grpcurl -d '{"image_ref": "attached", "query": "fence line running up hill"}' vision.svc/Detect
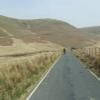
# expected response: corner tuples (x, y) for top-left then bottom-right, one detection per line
(83, 47), (100, 57)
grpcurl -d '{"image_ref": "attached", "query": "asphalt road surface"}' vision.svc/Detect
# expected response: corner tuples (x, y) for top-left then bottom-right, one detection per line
(29, 53), (100, 100)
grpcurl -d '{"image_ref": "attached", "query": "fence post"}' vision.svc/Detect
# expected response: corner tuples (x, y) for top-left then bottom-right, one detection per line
(91, 48), (93, 57)
(88, 48), (90, 56)
(99, 48), (100, 54)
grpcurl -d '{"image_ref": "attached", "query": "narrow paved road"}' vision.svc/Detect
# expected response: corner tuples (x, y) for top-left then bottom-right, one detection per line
(29, 53), (100, 100)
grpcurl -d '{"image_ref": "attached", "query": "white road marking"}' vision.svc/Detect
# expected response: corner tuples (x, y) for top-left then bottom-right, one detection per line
(26, 55), (61, 100)
(90, 97), (95, 100)
(88, 69), (100, 81)
(77, 54), (100, 81)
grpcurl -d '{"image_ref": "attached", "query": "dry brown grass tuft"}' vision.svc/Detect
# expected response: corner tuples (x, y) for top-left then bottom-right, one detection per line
(0, 52), (60, 100)
(74, 49), (100, 76)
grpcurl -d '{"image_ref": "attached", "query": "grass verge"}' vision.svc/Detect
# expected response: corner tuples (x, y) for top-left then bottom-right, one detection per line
(73, 49), (100, 77)
(0, 52), (60, 100)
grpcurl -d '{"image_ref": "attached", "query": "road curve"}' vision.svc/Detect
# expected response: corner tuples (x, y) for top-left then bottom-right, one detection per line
(28, 53), (100, 100)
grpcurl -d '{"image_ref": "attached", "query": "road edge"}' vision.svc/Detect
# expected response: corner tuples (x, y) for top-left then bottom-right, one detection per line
(88, 69), (100, 81)
(26, 55), (62, 100)
(72, 51), (100, 81)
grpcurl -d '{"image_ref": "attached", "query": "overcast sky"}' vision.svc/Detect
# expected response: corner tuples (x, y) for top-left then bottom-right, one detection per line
(0, 0), (100, 27)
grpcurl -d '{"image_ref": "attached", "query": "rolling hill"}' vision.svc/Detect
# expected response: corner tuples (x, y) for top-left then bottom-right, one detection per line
(0, 15), (88, 47)
(80, 26), (100, 40)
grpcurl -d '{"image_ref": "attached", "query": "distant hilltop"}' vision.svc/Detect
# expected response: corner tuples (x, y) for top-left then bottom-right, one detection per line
(0, 15), (91, 47)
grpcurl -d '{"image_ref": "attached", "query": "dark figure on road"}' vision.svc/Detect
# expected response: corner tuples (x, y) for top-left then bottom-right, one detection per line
(63, 48), (66, 54)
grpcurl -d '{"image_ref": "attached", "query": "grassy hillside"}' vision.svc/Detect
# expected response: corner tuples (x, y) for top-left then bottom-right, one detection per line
(0, 38), (62, 100)
(80, 26), (100, 40)
(0, 15), (64, 100)
(0, 51), (60, 100)
(80, 26), (100, 35)
(0, 15), (88, 47)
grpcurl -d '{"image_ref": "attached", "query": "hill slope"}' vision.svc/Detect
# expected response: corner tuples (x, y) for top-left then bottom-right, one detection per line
(0, 15), (88, 47)
(80, 26), (100, 40)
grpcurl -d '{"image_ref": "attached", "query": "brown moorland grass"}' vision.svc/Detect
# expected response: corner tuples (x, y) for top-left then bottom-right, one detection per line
(0, 15), (88, 47)
(0, 52), (60, 100)
(73, 48), (100, 76)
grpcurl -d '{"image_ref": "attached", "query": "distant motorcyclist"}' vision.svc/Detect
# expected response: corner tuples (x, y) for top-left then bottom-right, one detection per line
(63, 48), (66, 54)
